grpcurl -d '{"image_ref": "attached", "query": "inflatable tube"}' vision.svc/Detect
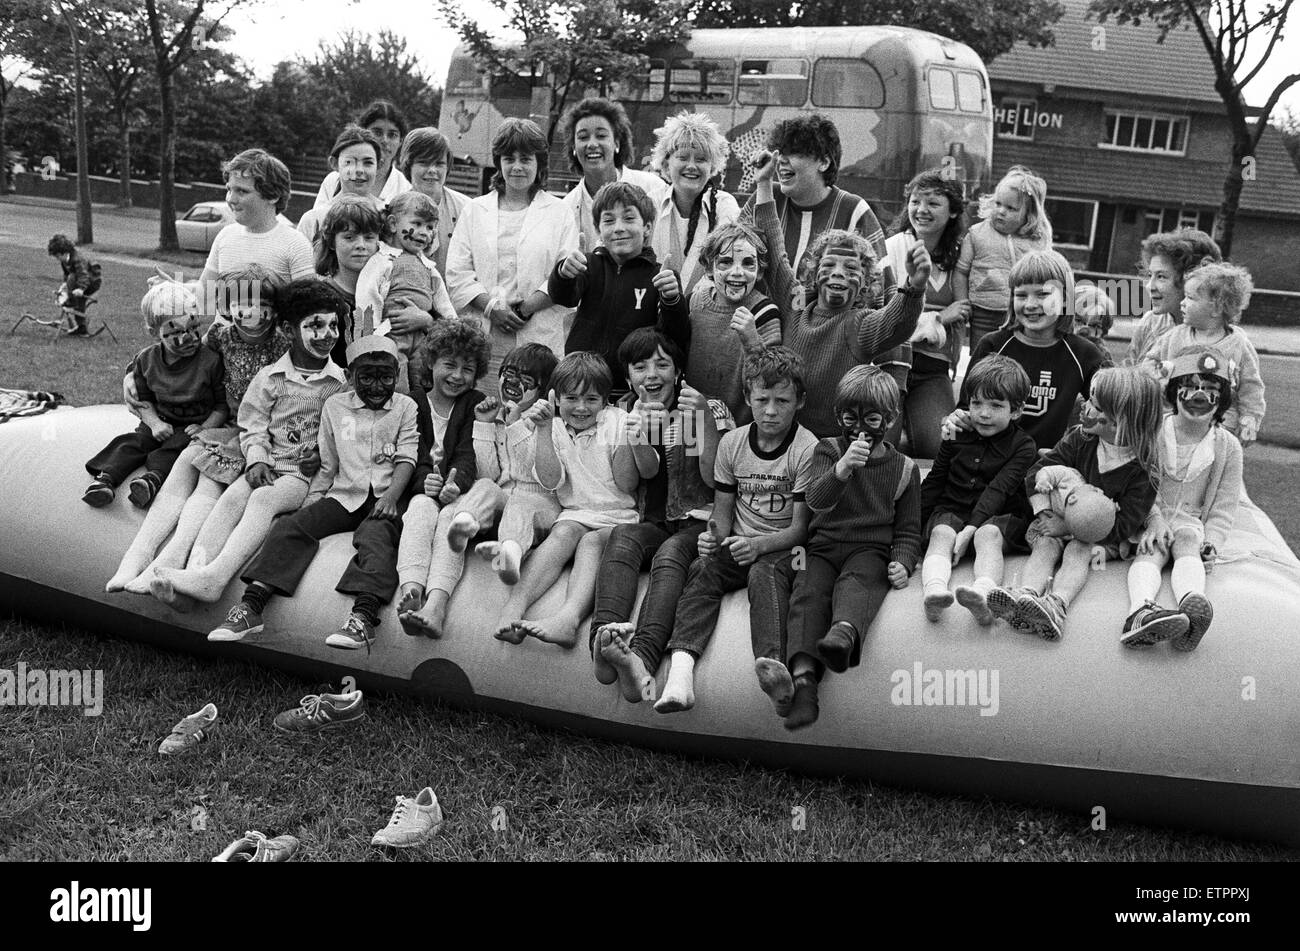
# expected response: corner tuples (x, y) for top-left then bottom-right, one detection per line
(4, 406), (1300, 845)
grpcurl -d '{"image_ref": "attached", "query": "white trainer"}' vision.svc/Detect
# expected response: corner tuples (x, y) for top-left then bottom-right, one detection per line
(370, 787), (443, 848)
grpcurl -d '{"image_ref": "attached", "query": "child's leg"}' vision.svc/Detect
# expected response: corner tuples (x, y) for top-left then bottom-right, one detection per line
(494, 520), (587, 643)
(122, 475), (225, 592)
(746, 551), (798, 715)
(240, 497), (358, 597)
(107, 445), (202, 590)
(142, 430), (196, 483)
(396, 492), (440, 598)
(1120, 546), (1189, 647)
(1051, 539), (1096, 608)
(1016, 538), (1090, 641)
(188, 477), (253, 567)
(1018, 534), (1065, 594)
(335, 496), (405, 624)
(1126, 550), (1169, 615)
(86, 425), (157, 485)
(519, 526), (613, 648)
(591, 521), (667, 649)
(1169, 529), (1206, 604)
(955, 524), (1006, 625)
(921, 524), (957, 621)
(483, 485), (558, 584)
(782, 550), (839, 730)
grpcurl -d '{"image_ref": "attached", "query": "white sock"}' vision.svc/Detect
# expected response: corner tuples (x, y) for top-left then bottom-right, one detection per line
(1171, 555), (1205, 604)
(654, 651), (696, 713)
(921, 553), (952, 591)
(1127, 561), (1162, 614)
(971, 575), (995, 597)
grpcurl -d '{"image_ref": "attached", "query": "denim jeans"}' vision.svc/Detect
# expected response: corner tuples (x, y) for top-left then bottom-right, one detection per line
(967, 305), (1006, 356)
(667, 547), (796, 661)
(904, 352), (956, 460)
(786, 539), (892, 679)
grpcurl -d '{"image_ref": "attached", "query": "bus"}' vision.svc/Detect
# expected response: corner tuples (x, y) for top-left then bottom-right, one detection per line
(438, 26), (994, 221)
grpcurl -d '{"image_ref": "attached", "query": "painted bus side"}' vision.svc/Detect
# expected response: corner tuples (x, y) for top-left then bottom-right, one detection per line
(438, 27), (993, 221)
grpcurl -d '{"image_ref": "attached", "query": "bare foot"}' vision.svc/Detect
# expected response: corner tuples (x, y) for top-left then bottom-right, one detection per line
(592, 623), (624, 685)
(400, 611), (442, 638)
(160, 566), (230, 604)
(106, 553), (152, 593)
(754, 657), (794, 717)
(146, 571), (197, 613)
(123, 567), (156, 595)
(407, 590), (449, 639)
(517, 615), (578, 648)
(447, 513), (479, 553)
(604, 631), (655, 703)
(494, 619), (527, 644)
(475, 541), (500, 562)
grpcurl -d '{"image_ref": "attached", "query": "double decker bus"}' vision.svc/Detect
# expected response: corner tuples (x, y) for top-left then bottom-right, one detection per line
(438, 26), (993, 221)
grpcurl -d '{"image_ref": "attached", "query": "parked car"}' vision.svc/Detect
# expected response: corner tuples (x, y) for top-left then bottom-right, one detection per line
(176, 201), (234, 252)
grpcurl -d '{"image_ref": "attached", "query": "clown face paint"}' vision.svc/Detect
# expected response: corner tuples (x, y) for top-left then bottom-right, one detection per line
(295, 310), (340, 365)
(837, 405), (888, 445)
(231, 302), (275, 342)
(1175, 373), (1223, 421)
(816, 247), (868, 311)
(711, 238), (760, 305)
(158, 314), (202, 359)
(352, 356), (399, 410)
(498, 364), (539, 408)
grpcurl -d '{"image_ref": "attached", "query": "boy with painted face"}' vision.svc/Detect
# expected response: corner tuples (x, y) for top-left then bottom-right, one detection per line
(150, 279), (349, 606)
(84, 282), (226, 509)
(779, 365), (922, 730)
(209, 334), (419, 650)
(1123, 348), (1242, 651)
(397, 343), (559, 639)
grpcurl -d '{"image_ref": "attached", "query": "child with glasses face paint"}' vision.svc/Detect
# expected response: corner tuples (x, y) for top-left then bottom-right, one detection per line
(1122, 348), (1242, 652)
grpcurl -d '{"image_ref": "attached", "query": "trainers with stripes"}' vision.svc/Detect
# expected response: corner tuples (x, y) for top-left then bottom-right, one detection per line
(211, 830), (299, 862)
(1018, 592), (1067, 641)
(158, 702), (218, 755)
(371, 787), (443, 848)
(272, 690), (366, 733)
(1121, 602), (1189, 648)
(1173, 592), (1214, 652)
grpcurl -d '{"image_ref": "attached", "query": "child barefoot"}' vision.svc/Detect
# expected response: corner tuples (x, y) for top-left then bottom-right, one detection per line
(590, 328), (732, 703)
(495, 352), (655, 648)
(1123, 348), (1242, 651)
(1123, 228), (1221, 366)
(918, 355), (1037, 625)
(398, 344), (560, 638)
(654, 347), (817, 714)
(989, 367), (1164, 640)
(84, 282), (226, 510)
(781, 366), (921, 730)
(393, 321), (491, 630)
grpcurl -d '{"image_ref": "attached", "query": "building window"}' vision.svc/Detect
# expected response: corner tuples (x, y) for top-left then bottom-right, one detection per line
(812, 58), (885, 108)
(995, 98), (1038, 140)
(669, 58), (734, 104)
(1047, 197), (1098, 248)
(609, 59), (666, 102)
(1158, 207), (1216, 233)
(1102, 110), (1188, 153)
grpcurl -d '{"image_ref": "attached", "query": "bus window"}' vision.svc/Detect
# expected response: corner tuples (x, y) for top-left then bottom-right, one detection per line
(957, 71), (986, 113)
(811, 58), (885, 109)
(609, 58), (666, 102)
(928, 67), (957, 111)
(738, 58), (808, 106)
(490, 70), (531, 101)
(669, 58), (735, 104)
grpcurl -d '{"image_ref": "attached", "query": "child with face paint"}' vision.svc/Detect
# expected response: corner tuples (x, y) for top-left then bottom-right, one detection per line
(1142, 261), (1264, 446)
(85, 282), (226, 510)
(779, 366), (922, 729)
(918, 355), (1038, 625)
(495, 352), (654, 648)
(393, 320), (490, 629)
(988, 366), (1164, 640)
(397, 344), (560, 638)
(1122, 348), (1242, 650)
(209, 335), (420, 650)
(149, 280), (350, 606)
(590, 328), (734, 704)
(355, 190), (459, 393)
(749, 149), (930, 438)
(685, 222), (782, 421)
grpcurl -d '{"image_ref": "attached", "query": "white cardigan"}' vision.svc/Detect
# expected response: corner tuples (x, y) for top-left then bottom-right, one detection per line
(445, 189), (578, 358)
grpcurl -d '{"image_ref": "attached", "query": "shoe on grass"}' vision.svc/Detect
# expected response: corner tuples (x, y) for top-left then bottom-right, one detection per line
(1017, 592), (1067, 641)
(82, 474), (115, 508)
(325, 612), (376, 651)
(1173, 592), (1214, 652)
(1121, 601), (1189, 648)
(371, 787), (443, 848)
(208, 602), (263, 642)
(273, 690), (366, 733)
(158, 702), (218, 754)
(211, 830), (299, 862)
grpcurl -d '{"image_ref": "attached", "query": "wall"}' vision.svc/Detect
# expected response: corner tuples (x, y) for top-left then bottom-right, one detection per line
(11, 172), (317, 222)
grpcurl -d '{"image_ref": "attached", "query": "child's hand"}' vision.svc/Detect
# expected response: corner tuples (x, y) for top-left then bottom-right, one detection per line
(71, 287), (84, 297)
(835, 432), (873, 478)
(887, 561), (910, 589)
(245, 462), (276, 489)
(502, 400), (523, 425)
(677, 383), (705, 417)
(388, 302), (433, 335)
(184, 423), (203, 437)
(1033, 510), (1070, 539)
(438, 468), (461, 505)
(904, 239), (932, 289)
(150, 421), (174, 441)
(558, 250), (588, 280)
(725, 535), (757, 566)
(370, 493), (401, 521)
(939, 299), (971, 326)
(652, 266), (681, 302)
(751, 149), (776, 183)
(1137, 523), (1172, 556)
(423, 471), (445, 497)
(951, 525), (977, 564)
(298, 448), (321, 478)
(524, 390), (556, 428)
(474, 396), (500, 422)
(1239, 417), (1259, 447)
(940, 409), (972, 441)
(729, 307), (761, 349)
(697, 518), (720, 557)
(1200, 542), (1217, 574)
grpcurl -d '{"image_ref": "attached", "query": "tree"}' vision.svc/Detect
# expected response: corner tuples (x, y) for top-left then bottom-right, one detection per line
(81, 1), (154, 206)
(54, 0), (92, 243)
(0, 0), (46, 193)
(687, 0), (1065, 61)
(437, 0), (692, 139)
(309, 29), (442, 129)
(1090, 0), (1300, 257)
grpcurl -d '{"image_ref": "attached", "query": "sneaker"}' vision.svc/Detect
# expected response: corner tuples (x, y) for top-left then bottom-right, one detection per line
(273, 690), (366, 733)
(158, 702), (218, 754)
(1017, 592), (1067, 641)
(325, 612), (376, 651)
(1172, 593), (1214, 652)
(986, 586), (1022, 626)
(82, 474), (115, 508)
(127, 471), (162, 509)
(208, 602), (264, 642)
(211, 830), (299, 862)
(371, 787), (443, 848)
(1121, 602), (1189, 649)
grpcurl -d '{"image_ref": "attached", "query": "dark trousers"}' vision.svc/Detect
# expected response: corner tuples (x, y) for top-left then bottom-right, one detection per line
(904, 352), (956, 460)
(967, 304), (1005, 356)
(787, 539), (892, 677)
(241, 492), (405, 602)
(668, 546), (796, 661)
(85, 423), (191, 485)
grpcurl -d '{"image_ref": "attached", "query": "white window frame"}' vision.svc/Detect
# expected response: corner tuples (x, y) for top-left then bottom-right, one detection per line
(1047, 197), (1099, 250)
(995, 97), (1038, 140)
(1100, 109), (1189, 155)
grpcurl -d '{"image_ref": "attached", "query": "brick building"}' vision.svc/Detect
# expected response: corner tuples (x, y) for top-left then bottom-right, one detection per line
(986, 0), (1300, 297)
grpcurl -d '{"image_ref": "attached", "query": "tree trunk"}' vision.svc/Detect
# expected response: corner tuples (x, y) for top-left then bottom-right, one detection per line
(116, 101), (132, 208)
(69, 14), (93, 244)
(1215, 134), (1250, 259)
(0, 93), (10, 194)
(157, 68), (179, 251)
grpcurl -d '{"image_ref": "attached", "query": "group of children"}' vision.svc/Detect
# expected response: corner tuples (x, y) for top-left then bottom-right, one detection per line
(82, 127), (1266, 732)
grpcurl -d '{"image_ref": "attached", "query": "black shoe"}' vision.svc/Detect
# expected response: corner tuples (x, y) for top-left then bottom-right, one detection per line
(66, 323), (89, 337)
(82, 474), (115, 507)
(127, 471), (162, 508)
(1121, 601), (1189, 648)
(1173, 593), (1214, 652)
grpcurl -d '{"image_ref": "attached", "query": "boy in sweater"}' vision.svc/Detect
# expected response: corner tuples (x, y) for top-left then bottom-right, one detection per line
(776, 365), (922, 730)
(549, 181), (690, 397)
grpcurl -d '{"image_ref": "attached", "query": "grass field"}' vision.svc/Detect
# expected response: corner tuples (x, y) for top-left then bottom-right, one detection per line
(2, 244), (1298, 861)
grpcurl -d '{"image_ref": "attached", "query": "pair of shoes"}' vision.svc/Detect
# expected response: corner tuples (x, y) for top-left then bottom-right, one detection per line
(127, 471), (163, 508)
(1173, 592), (1214, 652)
(325, 612), (376, 650)
(273, 690), (366, 733)
(372, 787), (443, 848)
(211, 830), (299, 862)
(815, 621), (857, 674)
(1121, 601), (1189, 648)
(1017, 592), (1067, 641)
(158, 702), (218, 754)
(987, 586), (1029, 630)
(209, 602), (263, 642)
(82, 473), (115, 507)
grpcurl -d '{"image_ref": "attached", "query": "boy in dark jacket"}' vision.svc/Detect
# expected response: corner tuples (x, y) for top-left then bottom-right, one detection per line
(48, 233), (97, 335)
(549, 181), (690, 397)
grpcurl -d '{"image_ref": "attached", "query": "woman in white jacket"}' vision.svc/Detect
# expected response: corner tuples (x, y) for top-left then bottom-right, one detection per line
(446, 118), (578, 385)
